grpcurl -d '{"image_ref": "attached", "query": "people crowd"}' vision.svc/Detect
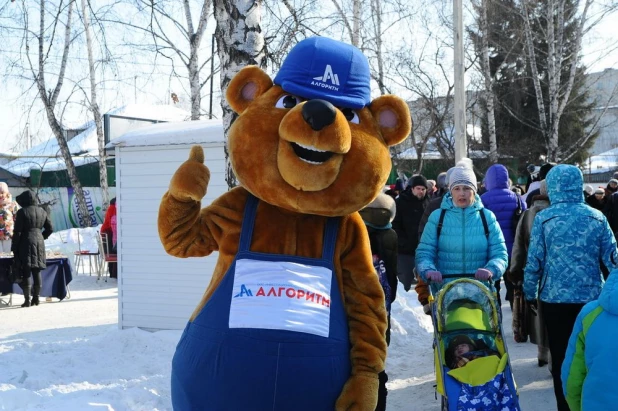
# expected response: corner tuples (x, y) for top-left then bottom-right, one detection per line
(377, 160), (618, 411)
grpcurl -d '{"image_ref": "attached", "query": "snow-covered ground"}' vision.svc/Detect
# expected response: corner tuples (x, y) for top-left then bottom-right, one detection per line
(0, 230), (556, 410)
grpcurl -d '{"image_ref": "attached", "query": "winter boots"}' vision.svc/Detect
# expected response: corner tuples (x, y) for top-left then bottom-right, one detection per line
(31, 283), (40, 306)
(21, 285), (31, 308)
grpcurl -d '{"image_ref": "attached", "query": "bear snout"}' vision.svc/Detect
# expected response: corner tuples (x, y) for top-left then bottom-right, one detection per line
(302, 99), (337, 131)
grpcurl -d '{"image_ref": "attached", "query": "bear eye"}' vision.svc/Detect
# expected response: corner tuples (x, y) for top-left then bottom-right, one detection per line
(341, 108), (360, 124)
(275, 94), (302, 109)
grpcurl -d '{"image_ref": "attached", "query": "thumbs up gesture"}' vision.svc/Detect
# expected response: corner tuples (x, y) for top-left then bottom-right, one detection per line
(168, 145), (211, 202)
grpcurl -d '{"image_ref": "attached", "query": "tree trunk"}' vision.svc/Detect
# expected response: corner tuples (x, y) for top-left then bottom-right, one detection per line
(183, 0), (212, 121)
(352, 0), (361, 47)
(213, 0), (265, 189)
(521, 0), (550, 157)
(81, 0), (110, 210)
(34, 0), (91, 227)
(480, 0), (497, 163)
(371, 0), (386, 95)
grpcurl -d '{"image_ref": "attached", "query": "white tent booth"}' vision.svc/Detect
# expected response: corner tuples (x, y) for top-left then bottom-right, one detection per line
(108, 120), (227, 331)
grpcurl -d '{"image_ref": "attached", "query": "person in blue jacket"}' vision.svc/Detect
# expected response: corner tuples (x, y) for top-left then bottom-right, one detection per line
(481, 163), (527, 308)
(524, 164), (618, 411)
(561, 268), (618, 411)
(415, 166), (508, 295)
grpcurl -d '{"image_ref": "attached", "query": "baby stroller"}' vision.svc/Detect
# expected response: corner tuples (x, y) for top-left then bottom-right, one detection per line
(429, 277), (520, 411)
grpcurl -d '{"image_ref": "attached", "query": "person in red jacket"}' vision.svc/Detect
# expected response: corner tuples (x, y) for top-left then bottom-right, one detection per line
(100, 198), (117, 278)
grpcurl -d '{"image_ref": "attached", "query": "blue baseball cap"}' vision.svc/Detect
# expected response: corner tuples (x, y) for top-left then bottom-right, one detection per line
(273, 37), (371, 109)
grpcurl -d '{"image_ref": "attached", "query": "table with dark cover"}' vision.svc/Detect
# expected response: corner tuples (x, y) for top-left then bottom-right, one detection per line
(0, 257), (73, 301)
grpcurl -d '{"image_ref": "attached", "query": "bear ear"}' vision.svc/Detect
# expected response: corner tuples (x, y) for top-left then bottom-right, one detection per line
(226, 66), (273, 114)
(369, 95), (412, 147)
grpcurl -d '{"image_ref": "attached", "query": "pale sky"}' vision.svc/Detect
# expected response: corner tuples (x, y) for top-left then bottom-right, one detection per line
(0, 4), (616, 154)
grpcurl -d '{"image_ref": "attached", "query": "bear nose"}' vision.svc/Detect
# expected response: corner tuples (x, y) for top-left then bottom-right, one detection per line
(302, 99), (337, 131)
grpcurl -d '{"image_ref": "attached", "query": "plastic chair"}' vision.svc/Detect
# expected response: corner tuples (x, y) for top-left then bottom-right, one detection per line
(97, 232), (117, 282)
(73, 230), (99, 275)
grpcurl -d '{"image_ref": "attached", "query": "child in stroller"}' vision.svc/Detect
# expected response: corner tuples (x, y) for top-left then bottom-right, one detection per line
(446, 334), (499, 370)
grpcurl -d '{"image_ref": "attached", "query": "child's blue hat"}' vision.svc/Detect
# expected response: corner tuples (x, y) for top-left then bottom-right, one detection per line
(273, 37), (371, 109)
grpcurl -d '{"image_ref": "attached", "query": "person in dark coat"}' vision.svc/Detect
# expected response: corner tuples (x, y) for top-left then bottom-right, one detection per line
(12, 190), (53, 307)
(359, 193), (398, 411)
(392, 174), (429, 291)
(603, 190), (618, 235)
(523, 162), (555, 208)
(586, 187), (607, 211)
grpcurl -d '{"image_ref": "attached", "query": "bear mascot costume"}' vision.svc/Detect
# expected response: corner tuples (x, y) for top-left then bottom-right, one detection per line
(158, 36), (411, 410)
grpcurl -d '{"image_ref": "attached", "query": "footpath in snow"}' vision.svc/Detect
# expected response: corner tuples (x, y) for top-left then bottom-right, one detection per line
(0, 232), (555, 410)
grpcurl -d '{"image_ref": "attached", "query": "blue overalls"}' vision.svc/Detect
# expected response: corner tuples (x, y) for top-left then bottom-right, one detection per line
(171, 195), (351, 410)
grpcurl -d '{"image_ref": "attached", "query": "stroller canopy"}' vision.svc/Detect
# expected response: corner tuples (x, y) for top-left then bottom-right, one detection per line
(436, 279), (499, 334)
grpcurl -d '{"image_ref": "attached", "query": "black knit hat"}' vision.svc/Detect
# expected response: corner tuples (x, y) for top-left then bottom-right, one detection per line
(407, 174), (428, 189)
(539, 163), (556, 180)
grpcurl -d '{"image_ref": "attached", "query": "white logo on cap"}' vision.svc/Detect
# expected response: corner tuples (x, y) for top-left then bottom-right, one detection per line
(313, 65), (340, 86)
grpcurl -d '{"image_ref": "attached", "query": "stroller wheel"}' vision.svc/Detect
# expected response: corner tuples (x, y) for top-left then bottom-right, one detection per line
(441, 396), (449, 411)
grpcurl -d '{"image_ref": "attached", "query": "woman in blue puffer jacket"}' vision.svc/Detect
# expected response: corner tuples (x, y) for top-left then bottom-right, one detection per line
(416, 166), (508, 295)
(524, 164), (618, 411)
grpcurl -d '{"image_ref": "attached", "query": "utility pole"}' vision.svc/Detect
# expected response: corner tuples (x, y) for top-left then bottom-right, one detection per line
(453, 0), (466, 163)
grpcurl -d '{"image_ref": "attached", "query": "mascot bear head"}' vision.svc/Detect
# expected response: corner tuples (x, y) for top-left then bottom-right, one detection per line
(225, 36), (411, 216)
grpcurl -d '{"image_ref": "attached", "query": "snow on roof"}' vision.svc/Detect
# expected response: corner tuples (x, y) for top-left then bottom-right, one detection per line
(397, 147), (490, 160)
(107, 119), (224, 148)
(2, 104), (190, 177)
(584, 146), (618, 174)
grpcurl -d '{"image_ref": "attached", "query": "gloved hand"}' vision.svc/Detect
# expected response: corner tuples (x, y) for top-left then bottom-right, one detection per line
(475, 268), (493, 281)
(426, 270), (443, 283)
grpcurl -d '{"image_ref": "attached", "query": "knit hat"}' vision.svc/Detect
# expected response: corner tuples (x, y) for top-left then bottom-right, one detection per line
(0, 182), (9, 194)
(613, 172), (618, 180)
(448, 335), (476, 351)
(449, 167), (477, 192)
(407, 174), (428, 189)
(609, 179), (618, 185)
(583, 184), (593, 196)
(436, 172), (448, 189)
(595, 187), (605, 195)
(539, 163), (555, 180)
(394, 178), (405, 192)
(446, 158), (474, 188)
(273, 37), (371, 109)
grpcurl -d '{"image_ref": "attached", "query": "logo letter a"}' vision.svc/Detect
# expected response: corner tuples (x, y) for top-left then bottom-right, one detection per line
(236, 284), (253, 297)
(322, 65), (340, 85)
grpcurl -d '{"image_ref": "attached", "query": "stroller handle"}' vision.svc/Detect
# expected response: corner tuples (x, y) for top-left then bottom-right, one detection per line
(442, 273), (477, 279)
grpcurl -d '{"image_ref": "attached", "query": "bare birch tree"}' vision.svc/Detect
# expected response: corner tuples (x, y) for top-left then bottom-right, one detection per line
(107, 0), (214, 120)
(213, 0), (265, 188)
(520, 0), (618, 162)
(25, 0), (92, 227)
(80, 0), (109, 209)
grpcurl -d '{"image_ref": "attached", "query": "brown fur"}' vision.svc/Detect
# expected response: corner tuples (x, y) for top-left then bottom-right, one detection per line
(158, 65), (411, 410)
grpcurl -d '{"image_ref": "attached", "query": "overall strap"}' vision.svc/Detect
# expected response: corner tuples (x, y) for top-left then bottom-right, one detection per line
(238, 194), (259, 253)
(321, 217), (341, 265)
